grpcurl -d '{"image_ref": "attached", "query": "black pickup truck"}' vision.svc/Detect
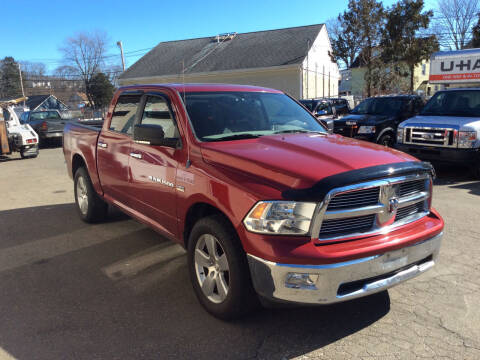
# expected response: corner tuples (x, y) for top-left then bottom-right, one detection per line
(334, 95), (424, 147)
(20, 110), (70, 145)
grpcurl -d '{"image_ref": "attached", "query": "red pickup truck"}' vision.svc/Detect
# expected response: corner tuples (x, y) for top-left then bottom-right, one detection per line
(63, 84), (444, 319)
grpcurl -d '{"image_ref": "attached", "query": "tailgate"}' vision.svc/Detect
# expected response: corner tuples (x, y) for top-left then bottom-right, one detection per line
(46, 120), (67, 132)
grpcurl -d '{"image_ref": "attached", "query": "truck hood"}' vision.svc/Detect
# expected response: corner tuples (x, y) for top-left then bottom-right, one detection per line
(200, 133), (416, 190)
(401, 115), (480, 131)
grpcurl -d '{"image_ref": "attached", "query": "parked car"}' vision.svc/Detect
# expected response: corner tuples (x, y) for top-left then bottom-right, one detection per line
(63, 84), (444, 320)
(20, 110), (70, 144)
(334, 95), (424, 147)
(396, 88), (480, 177)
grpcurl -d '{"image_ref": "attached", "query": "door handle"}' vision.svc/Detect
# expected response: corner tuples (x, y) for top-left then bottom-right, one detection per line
(98, 142), (108, 148)
(130, 152), (142, 159)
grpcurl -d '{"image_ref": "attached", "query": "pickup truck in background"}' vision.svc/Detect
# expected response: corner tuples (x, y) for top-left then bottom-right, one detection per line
(63, 84), (444, 319)
(334, 95), (424, 147)
(20, 110), (70, 145)
(396, 88), (480, 177)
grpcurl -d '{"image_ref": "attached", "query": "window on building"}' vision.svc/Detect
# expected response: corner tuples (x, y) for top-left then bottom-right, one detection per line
(422, 64), (426, 76)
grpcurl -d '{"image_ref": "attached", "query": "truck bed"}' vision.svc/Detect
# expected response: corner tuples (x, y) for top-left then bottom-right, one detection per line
(63, 121), (103, 194)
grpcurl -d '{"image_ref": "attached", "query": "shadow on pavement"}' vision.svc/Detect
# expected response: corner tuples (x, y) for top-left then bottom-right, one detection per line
(0, 203), (390, 360)
(432, 163), (480, 196)
(0, 154), (22, 162)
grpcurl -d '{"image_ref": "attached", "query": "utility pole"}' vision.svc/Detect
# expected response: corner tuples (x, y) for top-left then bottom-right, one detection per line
(117, 41), (126, 71)
(18, 64), (26, 106)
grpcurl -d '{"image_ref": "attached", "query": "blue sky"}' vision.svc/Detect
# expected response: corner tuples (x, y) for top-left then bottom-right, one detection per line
(3, 0), (437, 72)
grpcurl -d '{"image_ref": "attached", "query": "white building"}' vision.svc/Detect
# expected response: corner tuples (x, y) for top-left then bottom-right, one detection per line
(119, 24), (340, 100)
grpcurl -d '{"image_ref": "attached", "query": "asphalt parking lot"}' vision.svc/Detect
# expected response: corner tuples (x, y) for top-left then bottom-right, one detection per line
(0, 147), (479, 360)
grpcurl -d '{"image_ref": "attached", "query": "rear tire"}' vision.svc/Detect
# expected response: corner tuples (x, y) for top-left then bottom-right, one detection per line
(74, 167), (108, 223)
(187, 215), (259, 320)
(378, 133), (395, 147)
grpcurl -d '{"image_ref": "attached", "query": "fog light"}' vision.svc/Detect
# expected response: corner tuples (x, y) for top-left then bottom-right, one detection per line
(285, 273), (319, 289)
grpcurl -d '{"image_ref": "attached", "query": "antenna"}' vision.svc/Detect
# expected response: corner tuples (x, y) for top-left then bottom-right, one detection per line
(182, 59), (191, 168)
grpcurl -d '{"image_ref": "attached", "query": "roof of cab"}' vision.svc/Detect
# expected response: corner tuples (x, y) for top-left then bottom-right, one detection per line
(117, 83), (284, 93)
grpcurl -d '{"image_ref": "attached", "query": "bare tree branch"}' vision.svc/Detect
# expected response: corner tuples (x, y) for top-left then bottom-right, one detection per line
(59, 30), (108, 107)
(434, 0), (479, 49)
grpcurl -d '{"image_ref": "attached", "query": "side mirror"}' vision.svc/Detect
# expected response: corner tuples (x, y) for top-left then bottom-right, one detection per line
(316, 110), (327, 116)
(134, 124), (165, 146)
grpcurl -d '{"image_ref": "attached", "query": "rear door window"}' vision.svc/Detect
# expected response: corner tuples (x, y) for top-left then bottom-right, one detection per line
(109, 94), (142, 135)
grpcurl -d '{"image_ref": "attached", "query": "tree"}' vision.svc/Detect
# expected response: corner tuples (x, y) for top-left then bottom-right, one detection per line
(59, 30), (108, 107)
(434, 0), (479, 50)
(87, 72), (115, 111)
(19, 61), (46, 78)
(472, 14), (480, 47)
(0, 57), (22, 99)
(327, 15), (362, 69)
(382, 0), (439, 93)
(342, 0), (385, 97)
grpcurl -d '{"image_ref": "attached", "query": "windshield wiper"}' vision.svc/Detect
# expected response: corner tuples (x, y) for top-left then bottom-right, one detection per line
(205, 133), (263, 142)
(273, 129), (323, 134)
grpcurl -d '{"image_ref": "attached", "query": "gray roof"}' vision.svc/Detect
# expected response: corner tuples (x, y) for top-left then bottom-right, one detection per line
(119, 24), (324, 80)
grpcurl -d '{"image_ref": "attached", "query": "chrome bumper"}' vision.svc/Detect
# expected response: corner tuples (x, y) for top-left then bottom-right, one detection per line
(247, 232), (442, 304)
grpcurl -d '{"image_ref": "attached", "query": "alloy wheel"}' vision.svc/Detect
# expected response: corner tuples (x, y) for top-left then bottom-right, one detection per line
(194, 234), (230, 303)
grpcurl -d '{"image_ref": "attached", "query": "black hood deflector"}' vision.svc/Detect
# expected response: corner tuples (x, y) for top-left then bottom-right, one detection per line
(282, 161), (433, 202)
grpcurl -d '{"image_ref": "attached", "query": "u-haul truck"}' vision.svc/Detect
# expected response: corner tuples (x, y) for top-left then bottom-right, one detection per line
(396, 49), (480, 177)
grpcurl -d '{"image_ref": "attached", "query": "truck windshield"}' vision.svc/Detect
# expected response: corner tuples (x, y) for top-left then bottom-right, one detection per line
(420, 90), (480, 117)
(351, 97), (405, 116)
(184, 92), (326, 141)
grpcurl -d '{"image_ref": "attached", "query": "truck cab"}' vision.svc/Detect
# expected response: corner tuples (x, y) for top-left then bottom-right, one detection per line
(396, 88), (480, 176)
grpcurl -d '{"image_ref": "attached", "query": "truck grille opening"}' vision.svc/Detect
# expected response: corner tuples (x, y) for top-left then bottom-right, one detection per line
(327, 187), (380, 210)
(398, 179), (426, 197)
(320, 214), (376, 237)
(395, 202), (425, 221)
(315, 175), (431, 242)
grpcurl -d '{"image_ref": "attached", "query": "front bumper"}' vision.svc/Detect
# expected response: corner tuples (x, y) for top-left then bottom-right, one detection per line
(247, 232), (442, 304)
(396, 144), (479, 164)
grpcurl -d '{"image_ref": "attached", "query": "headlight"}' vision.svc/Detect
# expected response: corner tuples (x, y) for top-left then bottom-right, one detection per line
(397, 128), (404, 143)
(243, 201), (316, 235)
(458, 131), (477, 148)
(357, 125), (376, 134)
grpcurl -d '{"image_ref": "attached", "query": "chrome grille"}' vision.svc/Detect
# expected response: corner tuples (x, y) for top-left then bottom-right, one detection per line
(403, 127), (456, 148)
(327, 187), (380, 210)
(312, 174), (431, 243)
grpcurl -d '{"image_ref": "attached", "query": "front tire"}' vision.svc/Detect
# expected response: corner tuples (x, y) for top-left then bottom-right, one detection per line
(378, 133), (395, 147)
(74, 167), (108, 223)
(187, 215), (258, 320)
